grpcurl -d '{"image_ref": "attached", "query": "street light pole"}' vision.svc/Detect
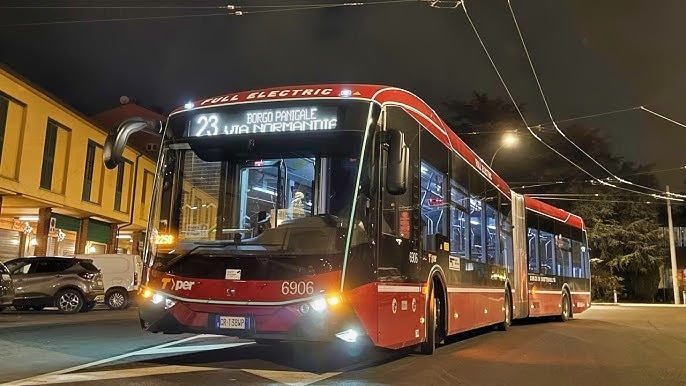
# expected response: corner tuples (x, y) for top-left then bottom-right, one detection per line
(489, 145), (505, 167)
(666, 185), (680, 305)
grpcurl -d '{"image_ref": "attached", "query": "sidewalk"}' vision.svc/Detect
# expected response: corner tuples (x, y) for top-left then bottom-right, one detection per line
(592, 302), (686, 308)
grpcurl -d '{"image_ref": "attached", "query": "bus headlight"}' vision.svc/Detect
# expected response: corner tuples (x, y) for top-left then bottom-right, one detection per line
(311, 298), (327, 312)
(151, 293), (164, 304)
(309, 294), (342, 313)
(146, 290), (176, 309)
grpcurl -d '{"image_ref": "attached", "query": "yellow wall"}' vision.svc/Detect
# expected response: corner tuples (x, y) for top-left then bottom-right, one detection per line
(0, 67), (156, 229)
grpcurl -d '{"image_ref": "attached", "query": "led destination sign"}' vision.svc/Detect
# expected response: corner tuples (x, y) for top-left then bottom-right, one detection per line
(189, 106), (338, 137)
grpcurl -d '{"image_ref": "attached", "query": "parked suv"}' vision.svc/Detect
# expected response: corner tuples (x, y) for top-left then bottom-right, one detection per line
(0, 261), (14, 311)
(4, 257), (105, 313)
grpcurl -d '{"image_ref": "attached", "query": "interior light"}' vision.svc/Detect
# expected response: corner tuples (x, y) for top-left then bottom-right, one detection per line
(19, 216), (39, 221)
(184, 102), (194, 109)
(253, 186), (276, 195)
(340, 89), (353, 97)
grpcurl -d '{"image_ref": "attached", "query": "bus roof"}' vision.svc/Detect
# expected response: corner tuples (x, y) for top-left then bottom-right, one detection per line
(173, 83), (584, 230)
(524, 195), (585, 230)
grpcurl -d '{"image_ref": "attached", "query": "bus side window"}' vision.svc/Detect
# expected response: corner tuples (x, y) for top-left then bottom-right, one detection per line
(420, 127), (449, 253)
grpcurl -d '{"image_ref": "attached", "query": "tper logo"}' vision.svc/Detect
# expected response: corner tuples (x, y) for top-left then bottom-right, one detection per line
(161, 278), (196, 291)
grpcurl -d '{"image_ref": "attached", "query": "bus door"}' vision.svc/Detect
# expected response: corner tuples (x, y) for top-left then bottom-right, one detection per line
(375, 106), (423, 349)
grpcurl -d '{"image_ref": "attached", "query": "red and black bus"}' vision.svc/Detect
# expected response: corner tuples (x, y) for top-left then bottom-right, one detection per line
(104, 84), (590, 354)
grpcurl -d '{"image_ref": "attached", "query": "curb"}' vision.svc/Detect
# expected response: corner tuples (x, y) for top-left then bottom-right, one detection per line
(592, 302), (686, 308)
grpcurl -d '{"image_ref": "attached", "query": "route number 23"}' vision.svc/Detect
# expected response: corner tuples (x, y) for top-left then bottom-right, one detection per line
(281, 281), (314, 295)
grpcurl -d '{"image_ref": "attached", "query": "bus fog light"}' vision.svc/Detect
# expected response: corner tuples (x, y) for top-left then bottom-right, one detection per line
(165, 298), (177, 309)
(299, 304), (311, 314)
(311, 297), (327, 312)
(151, 293), (164, 304)
(335, 329), (358, 343)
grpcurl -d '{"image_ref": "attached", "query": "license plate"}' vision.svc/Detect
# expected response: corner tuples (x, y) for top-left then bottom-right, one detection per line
(97, 281), (103, 286)
(217, 316), (249, 330)
(95, 295), (104, 302)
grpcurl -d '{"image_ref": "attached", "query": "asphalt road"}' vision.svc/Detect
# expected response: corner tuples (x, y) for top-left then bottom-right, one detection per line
(1, 304), (685, 385)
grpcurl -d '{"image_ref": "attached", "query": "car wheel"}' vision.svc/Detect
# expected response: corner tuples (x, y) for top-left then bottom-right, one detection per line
(106, 289), (129, 310)
(55, 289), (84, 313)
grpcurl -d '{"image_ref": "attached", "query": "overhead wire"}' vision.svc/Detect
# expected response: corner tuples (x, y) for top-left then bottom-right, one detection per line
(641, 106), (686, 129)
(0, 0), (417, 27)
(459, 2), (624, 191)
(530, 106), (642, 128)
(506, 0), (685, 199)
(459, 0), (683, 202)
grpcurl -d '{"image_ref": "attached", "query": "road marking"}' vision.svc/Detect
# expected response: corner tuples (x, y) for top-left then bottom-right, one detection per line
(243, 369), (341, 386)
(3, 334), (248, 386)
(136, 342), (253, 355)
(7, 365), (220, 386)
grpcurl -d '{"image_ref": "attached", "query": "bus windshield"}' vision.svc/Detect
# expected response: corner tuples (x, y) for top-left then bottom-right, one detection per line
(146, 99), (376, 277)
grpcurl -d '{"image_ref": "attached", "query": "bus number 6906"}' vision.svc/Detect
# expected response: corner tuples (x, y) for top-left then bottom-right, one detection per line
(281, 281), (315, 295)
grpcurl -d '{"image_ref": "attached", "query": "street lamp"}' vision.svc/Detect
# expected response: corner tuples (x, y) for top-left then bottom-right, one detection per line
(489, 133), (518, 167)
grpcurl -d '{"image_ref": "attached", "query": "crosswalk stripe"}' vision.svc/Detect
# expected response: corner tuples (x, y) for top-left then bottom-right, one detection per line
(243, 369), (341, 386)
(7, 365), (220, 386)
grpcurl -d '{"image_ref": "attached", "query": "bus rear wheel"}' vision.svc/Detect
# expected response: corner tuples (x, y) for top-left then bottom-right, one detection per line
(557, 291), (572, 322)
(496, 289), (512, 331)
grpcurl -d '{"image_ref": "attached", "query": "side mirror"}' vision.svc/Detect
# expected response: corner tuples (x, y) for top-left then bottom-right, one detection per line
(385, 128), (409, 195)
(104, 118), (161, 169)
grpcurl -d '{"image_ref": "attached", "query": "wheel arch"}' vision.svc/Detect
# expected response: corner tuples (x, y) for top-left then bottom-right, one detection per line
(54, 285), (85, 298)
(425, 265), (448, 336)
(561, 283), (573, 317)
(105, 286), (129, 297)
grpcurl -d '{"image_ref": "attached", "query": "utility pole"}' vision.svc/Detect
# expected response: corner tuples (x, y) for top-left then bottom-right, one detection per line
(666, 185), (680, 304)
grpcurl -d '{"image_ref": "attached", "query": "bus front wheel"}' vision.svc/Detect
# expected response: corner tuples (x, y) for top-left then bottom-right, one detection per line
(419, 283), (444, 355)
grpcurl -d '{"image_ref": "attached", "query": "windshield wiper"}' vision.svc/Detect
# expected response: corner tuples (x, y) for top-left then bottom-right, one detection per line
(161, 241), (236, 270)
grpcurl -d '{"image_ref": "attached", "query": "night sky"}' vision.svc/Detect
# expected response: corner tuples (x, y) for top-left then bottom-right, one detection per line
(0, 0), (684, 192)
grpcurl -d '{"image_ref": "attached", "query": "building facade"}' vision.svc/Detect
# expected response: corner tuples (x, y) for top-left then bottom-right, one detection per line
(0, 65), (158, 261)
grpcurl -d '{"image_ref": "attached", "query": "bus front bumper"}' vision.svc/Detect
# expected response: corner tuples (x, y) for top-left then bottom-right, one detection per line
(138, 295), (368, 344)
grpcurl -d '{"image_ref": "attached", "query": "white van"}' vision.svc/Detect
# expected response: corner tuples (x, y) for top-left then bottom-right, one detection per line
(74, 254), (142, 309)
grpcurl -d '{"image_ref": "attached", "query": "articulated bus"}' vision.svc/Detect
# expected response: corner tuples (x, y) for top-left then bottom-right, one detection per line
(104, 84), (590, 354)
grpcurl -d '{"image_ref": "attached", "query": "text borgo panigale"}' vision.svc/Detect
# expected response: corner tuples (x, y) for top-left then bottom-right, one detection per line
(192, 106), (338, 137)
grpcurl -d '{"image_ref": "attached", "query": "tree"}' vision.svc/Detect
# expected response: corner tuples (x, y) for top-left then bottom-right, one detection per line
(571, 191), (666, 301)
